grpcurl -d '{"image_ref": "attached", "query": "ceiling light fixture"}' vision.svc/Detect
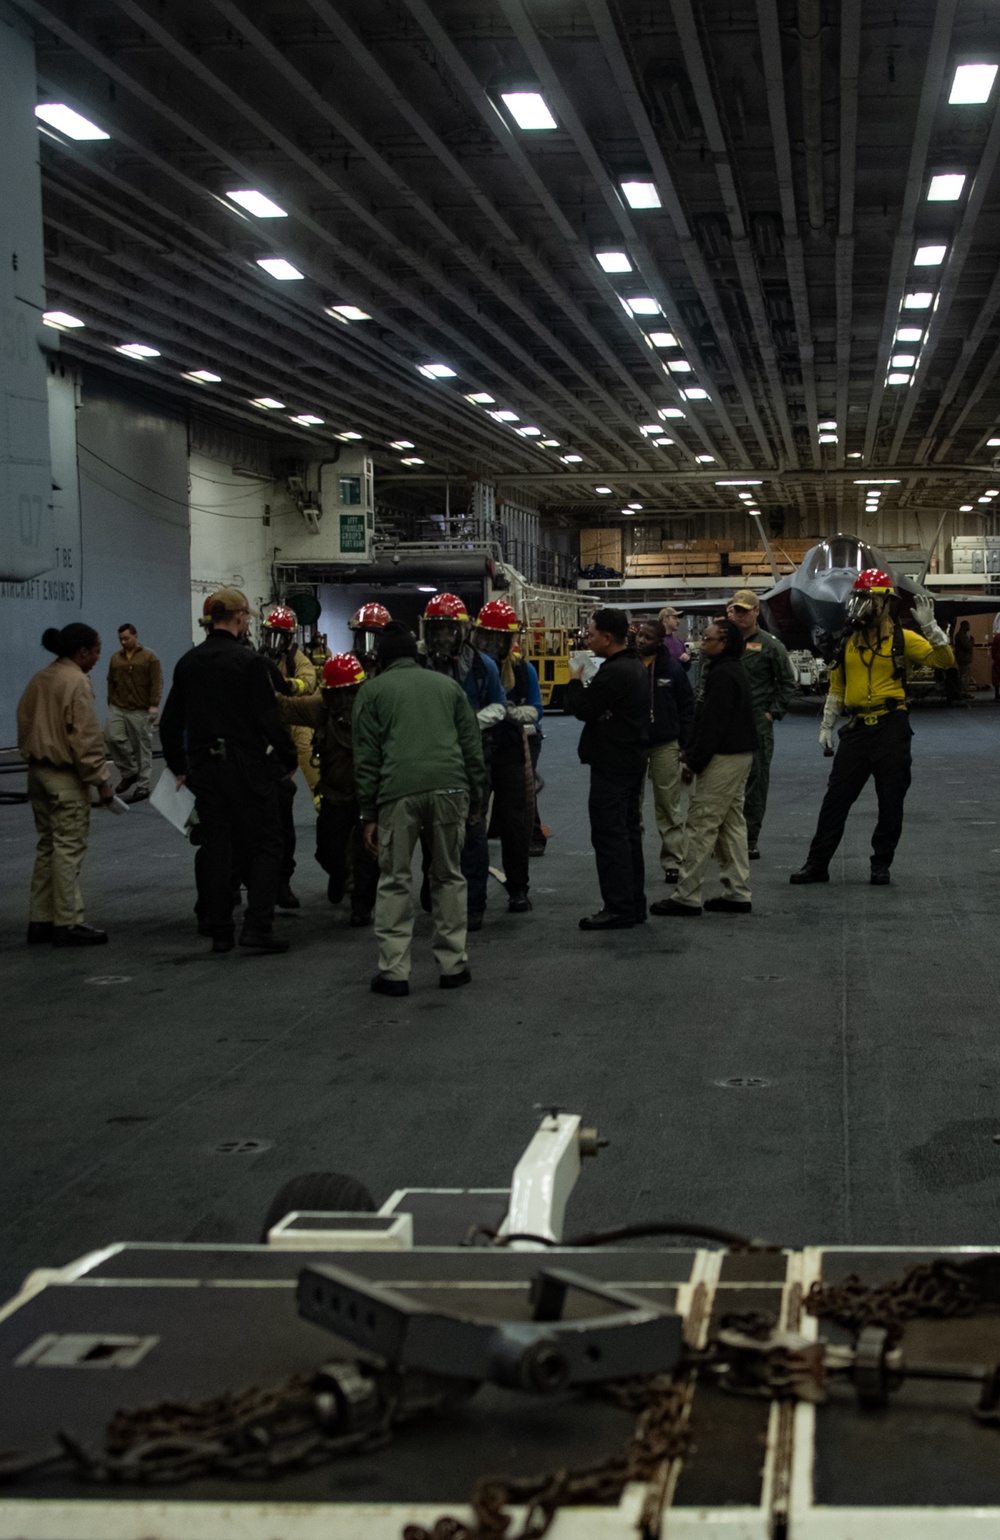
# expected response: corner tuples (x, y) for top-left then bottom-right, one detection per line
(649, 332), (679, 348)
(34, 103), (109, 140)
(626, 297), (661, 316)
(818, 419), (837, 430)
(717, 480), (764, 486)
(887, 372), (911, 384)
(540, 439), (560, 447)
(490, 409), (519, 422)
(517, 426), (542, 436)
(914, 244), (947, 265)
(695, 454), (715, 463)
(417, 362), (457, 379)
(654, 437), (674, 446)
(595, 486), (612, 494)
(620, 180), (661, 209)
(620, 508), (635, 516)
(291, 414), (324, 426)
(183, 369), (221, 383)
(390, 440), (415, 450)
(959, 504), (974, 511)
(854, 479), (901, 485)
(226, 189), (287, 218)
(561, 453), (583, 463)
(949, 63), (998, 105)
(595, 251), (632, 273)
(819, 434), (838, 443)
(337, 431), (363, 440)
(986, 489), (999, 496)
(256, 258), (304, 280)
(251, 396), (285, 409)
(500, 91), (558, 130)
(739, 494), (754, 502)
(42, 310), (84, 328)
(891, 353), (917, 368)
(988, 437), (1000, 447)
(465, 392), (495, 404)
(903, 291), (934, 309)
(116, 343), (160, 359)
(639, 424), (660, 435)
(848, 451), (863, 458)
(928, 173), (967, 200)
(681, 387), (709, 400)
(401, 456), (425, 465)
(978, 495), (992, 503)
(667, 359), (693, 372)
(895, 327), (924, 342)
(327, 304), (371, 322)
(628, 502), (643, 510)
(659, 407), (685, 419)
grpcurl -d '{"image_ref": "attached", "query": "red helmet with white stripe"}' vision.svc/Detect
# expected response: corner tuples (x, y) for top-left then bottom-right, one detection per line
(323, 653), (366, 688)
(263, 605), (297, 631)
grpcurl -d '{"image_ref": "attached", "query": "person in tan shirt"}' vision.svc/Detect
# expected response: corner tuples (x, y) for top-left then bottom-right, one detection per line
(106, 623), (162, 800)
(17, 623), (113, 947)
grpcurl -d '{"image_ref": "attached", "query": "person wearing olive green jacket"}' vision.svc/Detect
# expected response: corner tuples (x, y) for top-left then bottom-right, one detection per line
(725, 589), (796, 859)
(353, 623), (486, 997)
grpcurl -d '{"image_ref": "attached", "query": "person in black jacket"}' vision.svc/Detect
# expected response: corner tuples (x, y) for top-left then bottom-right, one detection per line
(160, 588), (299, 954)
(565, 608), (649, 930)
(651, 619), (758, 918)
(635, 619), (695, 883)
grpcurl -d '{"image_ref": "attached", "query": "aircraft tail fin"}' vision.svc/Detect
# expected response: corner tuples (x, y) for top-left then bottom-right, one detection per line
(917, 510), (949, 586)
(751, 518), (785, 583)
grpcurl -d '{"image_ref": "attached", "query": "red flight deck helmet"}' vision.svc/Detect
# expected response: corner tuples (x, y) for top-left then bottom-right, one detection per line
(323, 653), (366, 688)
(847, 567), (896, 627)
(263, 605), (297, 631)
(476, 599), (520, 632)
(423, 592), (469, 621)
(350, 602), (391, 631)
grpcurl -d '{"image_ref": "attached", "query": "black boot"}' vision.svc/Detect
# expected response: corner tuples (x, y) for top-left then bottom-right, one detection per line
(276, 886), (300, 910)
(27, 921), (54, 944)
(789, 865), (829, 884)
(53, 924), (108, 947)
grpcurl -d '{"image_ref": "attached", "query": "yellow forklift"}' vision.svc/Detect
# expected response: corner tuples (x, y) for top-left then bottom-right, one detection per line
(521, 622), (577, 710)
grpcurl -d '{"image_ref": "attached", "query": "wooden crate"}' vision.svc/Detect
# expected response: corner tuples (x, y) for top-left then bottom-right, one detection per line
(579, 528), (623, 570)
(626, 554), (723, 577)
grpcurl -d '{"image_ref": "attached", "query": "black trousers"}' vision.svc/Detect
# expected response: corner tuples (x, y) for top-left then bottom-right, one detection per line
(806, 711), (913, 871)
(588, 765), (646, 921)
(489, 749), (534, 892)
(277, 777), (297, 886)
(315, 797), (379, 912)
(529, 734), (545, 843)
(189, 757), (284, 933)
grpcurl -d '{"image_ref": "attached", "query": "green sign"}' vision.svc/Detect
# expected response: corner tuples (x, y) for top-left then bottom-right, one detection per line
(339, 513), (366, 554)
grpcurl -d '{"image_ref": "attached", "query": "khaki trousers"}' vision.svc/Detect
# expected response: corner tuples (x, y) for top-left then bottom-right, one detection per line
(375, 790), (469, 981)
(106, 706), (154, 791)
(645, 740), (686, 871)
(676, 752), (753, 908)
(27, 763), (91, 926)
(290, 722), (320, 795)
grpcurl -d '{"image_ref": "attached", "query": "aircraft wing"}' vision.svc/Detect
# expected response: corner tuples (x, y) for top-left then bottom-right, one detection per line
(923, 592), (1000, 625)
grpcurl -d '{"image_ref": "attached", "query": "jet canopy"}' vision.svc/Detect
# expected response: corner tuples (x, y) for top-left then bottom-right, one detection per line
(801, 537), (878, 577)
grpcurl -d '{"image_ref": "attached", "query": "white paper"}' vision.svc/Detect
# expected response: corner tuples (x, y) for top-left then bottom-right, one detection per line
(150, 768), (196, 835)
(570, 649), (604, 685)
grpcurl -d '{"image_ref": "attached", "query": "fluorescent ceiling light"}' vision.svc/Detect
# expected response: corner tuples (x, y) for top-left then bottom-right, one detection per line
(401, 457), (425, 465)
(561, 454), (583, 463)
(116, 343), (160, 359)
(183, 369), (221, 383)
(620, 508), (635, 515)
(666, 360), (693, 373)
(291, 414), (324, 426)
(960, 504), (974, 511)
(226, 189), (286, 218)
(681, 387), (709, 400)
(695, 454), (715, 463)
(465, 392), (495, 404)
(500, 91), (557, 130)
(595, 486), (613, 494)
(620, 180), (661, 209)
(949, 63), (998, 105)
(390, 440), (415, 450)
(337, 431), (363, 440)
(251, 396), (285, 409)
(887, 372), (911, 384)
(595, 251), (632, 273)
(986, 489), (999, 496)
(34, 103), (109, 140)
(490, 409), (519, 422)
(717, 479), (763, 486)
(327, 304), (371, 322)
(654, 437), (674, 446)
(819, 434), (838, 443)
(978, 495), (992, 503)
(891, 353), (917, 368)
(649, 332), (678, 348)
(739, 494), (754, 502)
(517, 426), (542, 436)
(659, 407), (684, 418)
(42, 310), (84, 328)
(854, 479), (900, 484)
(988, 437), (1000, 447)
(896, 327), (923, 342)
(914, 244), (947, 266)
(628, 502), (643, 510)
(418, 362), (456, 379)
(626, 296), (661, 316)
(256, 258), (304, 280)
(848, 451), (863, 458)
(928, 173), (966, 200)
(903, 291), (933, 309)
(818, 419), (837, 431)
(541, 439), (560, 447)
(639, 424), (660, 435)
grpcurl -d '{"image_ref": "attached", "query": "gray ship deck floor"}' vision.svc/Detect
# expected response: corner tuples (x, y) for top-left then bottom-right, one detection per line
(2, 700), (999, 1299)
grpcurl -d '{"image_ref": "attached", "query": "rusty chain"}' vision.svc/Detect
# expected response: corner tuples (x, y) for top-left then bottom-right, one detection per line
(805, 1253), (1000, 1346)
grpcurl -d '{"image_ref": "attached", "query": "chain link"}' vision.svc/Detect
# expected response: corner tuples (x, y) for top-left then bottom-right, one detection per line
(805, 1255), (999, 1346)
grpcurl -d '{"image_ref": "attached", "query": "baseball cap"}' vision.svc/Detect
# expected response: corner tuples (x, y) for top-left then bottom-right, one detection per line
(729, 588), (759, 611)
(207, 587), (249, 615)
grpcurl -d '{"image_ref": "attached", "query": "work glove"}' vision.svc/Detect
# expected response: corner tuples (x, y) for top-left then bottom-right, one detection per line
(476, 703), (506, 729)
(819, 692), (843, 753)
(911, 593), (949, 648)
(506, 704), (538, 726)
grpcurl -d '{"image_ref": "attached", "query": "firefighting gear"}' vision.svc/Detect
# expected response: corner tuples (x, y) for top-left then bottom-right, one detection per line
(846, 568), (895, 629)
(323, 653), (366, 690)
(819, 691), (843, 751)
(349, 603), (391, 669)
(262, 605), (298, 659)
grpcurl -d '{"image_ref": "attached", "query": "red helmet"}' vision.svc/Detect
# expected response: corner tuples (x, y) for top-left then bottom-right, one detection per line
(351, 603), (390, 630)
(852, 568), (894, 594)
(476, 599), (520, 632)
(424, 592), (469, 621)
(263, 605), (297, 631)
(323, 652), (366, 688)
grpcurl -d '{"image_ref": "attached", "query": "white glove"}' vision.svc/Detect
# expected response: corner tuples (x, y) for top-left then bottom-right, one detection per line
(820, 693), (843, 751)
(506, 705), (538, 726)
(476, 703), (506, 729)
(912, 593), (949, 648)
